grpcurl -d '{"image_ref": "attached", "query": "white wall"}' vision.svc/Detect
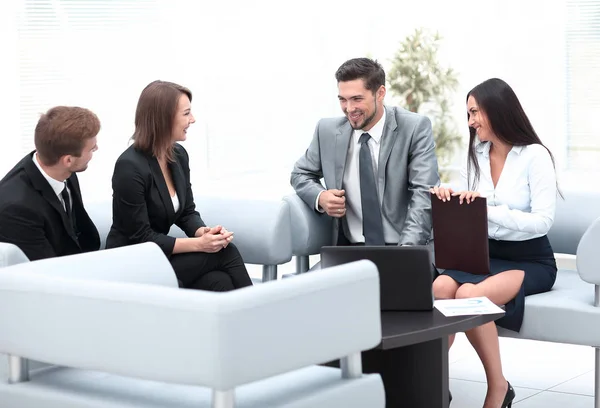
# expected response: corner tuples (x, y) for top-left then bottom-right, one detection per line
(1, 0), (585, 201)
(0, 1), (20, 178)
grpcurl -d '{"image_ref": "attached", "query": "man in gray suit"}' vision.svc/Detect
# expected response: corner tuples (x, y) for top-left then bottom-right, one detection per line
(291, 57), (440, 246)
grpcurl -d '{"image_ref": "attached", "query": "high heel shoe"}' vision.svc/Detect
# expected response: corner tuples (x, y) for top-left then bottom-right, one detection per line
(501, 381), (516, 408)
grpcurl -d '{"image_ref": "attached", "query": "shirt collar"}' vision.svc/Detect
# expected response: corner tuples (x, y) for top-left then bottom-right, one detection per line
(354, 108), (386, 144)
(476, 141), (524, 158)
(32, 152), (66, 197)
(512, 145), (524, 155)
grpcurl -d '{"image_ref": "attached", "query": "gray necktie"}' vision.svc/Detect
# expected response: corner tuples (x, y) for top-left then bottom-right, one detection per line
(359, 133), (385, 245)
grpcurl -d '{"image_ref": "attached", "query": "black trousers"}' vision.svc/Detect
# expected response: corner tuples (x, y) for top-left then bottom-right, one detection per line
(170, 243), (253, 292)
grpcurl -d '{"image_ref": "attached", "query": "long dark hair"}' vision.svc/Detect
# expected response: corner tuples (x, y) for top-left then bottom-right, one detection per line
(466, 78), (560, 196)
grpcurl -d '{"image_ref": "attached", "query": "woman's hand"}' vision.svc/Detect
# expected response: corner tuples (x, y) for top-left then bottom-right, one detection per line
(194, 225), (234, 253)
(219, 227), (234, 248)
(453, 191), (481, 204)
(194, 226), (211, 237)
(430, 186), (454, 202)
(429, 186), (481, 204)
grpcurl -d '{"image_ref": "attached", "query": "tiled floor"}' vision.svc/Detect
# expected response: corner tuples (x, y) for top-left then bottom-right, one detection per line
(449, 333), (596, 407)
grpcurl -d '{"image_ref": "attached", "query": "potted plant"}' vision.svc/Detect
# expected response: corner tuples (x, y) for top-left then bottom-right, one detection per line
(388, 28), (462, 181)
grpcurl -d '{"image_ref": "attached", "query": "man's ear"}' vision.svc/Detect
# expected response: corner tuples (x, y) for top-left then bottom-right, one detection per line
(377, 85), (386, 102)
(59, 155), (73, 168)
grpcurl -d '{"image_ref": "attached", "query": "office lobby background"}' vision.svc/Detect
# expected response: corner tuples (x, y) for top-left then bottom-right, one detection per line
(0, 0), (597, 201)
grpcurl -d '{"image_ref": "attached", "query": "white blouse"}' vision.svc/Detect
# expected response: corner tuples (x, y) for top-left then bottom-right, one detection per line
(171, 193), (180, 213)
(456, 142), (557, 241)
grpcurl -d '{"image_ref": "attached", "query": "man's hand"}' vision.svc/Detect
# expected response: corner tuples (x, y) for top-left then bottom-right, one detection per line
(318, 189), (346, 218)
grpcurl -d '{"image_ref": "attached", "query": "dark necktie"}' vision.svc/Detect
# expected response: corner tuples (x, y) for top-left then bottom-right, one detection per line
(359, 133), (385, 245)
(60, 182), (72, 221)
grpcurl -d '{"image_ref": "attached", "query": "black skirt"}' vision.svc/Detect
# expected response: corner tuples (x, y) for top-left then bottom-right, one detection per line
(441, 235), (557, 332)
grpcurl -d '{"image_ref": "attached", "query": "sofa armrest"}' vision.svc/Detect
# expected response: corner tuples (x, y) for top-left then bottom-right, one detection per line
(283, 193), (333, 257)
(170, 196), (292, 266)
(25, 243), (178, 287)
(0, 258), (380, 390)
(576, 216), (600, 285)
(0, 243), (29, 267)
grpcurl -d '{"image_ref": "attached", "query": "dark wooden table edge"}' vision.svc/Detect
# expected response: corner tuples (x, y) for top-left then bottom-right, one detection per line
(377, 311), (505, 350)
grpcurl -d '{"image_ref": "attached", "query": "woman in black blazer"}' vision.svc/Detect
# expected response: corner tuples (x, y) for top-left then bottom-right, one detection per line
(106, 80), (253, 291)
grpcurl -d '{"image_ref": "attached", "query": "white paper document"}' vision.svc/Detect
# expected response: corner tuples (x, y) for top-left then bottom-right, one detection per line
(433, 297), (505, 317)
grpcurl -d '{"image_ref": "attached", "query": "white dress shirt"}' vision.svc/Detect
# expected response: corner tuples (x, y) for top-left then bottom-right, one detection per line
(456, 142), (557, 241)
(171, 192), (180, 213)
(32, 153), (71, 211)
(316, 109), (401, 244)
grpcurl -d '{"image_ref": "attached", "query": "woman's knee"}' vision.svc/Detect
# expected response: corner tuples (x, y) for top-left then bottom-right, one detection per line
(223, 242), (241, 257)
(455, 283), (479, 299)
(194, 271), (235, 292)
(432, 276), (460, 299)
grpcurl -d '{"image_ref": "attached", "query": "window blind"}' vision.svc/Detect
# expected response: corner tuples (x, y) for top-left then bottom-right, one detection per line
(17, 0), (162, 155)
(566, 0), (600, 171)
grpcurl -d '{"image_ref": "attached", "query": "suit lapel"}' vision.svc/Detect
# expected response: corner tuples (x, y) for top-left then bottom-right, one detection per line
(148, 156), (175, 219)
(23, 154), (79, 244)
(377, 106), (397, 202)
(334, 122), (353, 189)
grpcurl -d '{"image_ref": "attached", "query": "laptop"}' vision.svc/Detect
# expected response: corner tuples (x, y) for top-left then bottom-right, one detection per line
(320, 246), (434, 311)
(430, 193), (490, 275)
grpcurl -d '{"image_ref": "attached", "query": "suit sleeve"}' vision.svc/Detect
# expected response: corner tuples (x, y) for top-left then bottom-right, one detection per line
(174, 146), (205, 237)
(399, 116), (440, 246)
(0, 204), (56, 261)
(290, 120), (327, 210)
(111, 158), (176, 255)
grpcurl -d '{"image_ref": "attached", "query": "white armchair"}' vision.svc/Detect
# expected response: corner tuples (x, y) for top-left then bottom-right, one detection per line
(0, 244), (384, 408)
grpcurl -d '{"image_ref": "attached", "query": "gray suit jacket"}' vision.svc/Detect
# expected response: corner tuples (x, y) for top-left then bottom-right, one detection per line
(291, 105), (440, 246)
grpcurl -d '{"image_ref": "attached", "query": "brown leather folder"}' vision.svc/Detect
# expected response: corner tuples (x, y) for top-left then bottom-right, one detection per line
(431, 192), (490, 275)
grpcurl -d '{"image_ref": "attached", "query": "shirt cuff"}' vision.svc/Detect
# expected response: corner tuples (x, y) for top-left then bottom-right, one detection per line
(315, 191), (325, 213)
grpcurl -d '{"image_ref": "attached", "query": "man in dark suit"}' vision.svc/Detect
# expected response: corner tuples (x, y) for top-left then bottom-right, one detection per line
(0, 106), (101, 261)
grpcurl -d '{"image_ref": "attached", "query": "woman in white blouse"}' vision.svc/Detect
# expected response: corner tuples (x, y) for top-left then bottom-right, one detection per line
(431, 78), (558, 408)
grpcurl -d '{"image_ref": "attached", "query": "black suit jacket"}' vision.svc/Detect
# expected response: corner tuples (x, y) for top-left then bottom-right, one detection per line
(106, 144), (205, 256)
(0, 152), (100, 261)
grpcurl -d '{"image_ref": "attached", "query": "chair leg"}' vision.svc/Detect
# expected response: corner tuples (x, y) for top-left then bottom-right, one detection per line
(212, 389), (234, 408)
(8, 355), (29, 384)
(262, 265), (277, 282)
(296, 256), (309, 274)
(340, 352), (362, 379)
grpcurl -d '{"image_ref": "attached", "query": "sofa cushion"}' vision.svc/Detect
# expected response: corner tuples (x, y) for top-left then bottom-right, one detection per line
(0, 243), (29, 267)
(499, 269), (600, 346)
(0, 365), (384, 408)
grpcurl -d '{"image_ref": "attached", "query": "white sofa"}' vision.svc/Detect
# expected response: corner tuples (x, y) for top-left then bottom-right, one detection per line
(87, 194), (293, 282)
(0, 243), (385, 408)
